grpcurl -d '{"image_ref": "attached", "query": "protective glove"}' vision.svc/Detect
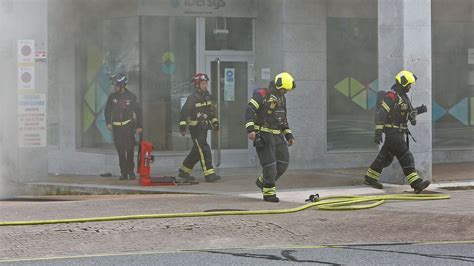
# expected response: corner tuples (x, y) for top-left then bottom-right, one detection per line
(284, 132), (295, 145)
(254, 132), (265, 149)
(374, 130), (383, 145)
(416, 104), (427, 114)
(409, 110), (417, 125)
(213, 121), (219, 131)
(287, 138), (295, 146)
(180, 125), (187, 136)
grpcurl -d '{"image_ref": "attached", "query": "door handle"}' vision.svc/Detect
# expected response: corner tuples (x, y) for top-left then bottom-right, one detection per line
(215, 57), (221, 167)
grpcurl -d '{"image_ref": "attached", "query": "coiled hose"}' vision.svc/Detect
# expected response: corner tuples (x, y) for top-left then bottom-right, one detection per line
(0, 193), (450, 226)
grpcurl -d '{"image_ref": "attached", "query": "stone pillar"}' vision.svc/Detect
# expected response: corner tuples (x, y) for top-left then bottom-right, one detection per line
(378, 0), (432, 183)
(281, 0), (326, 169)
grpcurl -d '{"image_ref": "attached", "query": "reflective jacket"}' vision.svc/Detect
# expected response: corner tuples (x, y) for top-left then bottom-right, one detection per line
(104, 89), (142, 128)
(180, 91), (217, 130)
(245, 87), (294, 141)
(375, 85), (415, 132)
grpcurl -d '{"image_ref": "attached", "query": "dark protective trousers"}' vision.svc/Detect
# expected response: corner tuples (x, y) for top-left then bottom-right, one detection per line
(369, 130), (418, 182)
(182, 126), (215, 177)
(256, 132), (289, 188)
(113, 124), (135, 176)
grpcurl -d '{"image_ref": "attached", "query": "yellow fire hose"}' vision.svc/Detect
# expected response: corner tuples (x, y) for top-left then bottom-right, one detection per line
(0, 193), (450, 226)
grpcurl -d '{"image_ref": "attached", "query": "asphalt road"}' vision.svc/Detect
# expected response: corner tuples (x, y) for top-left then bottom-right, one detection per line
(2, 242), (473, 265)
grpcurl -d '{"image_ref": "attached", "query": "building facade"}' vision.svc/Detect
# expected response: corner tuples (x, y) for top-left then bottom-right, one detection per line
(2, 0), (473, 184)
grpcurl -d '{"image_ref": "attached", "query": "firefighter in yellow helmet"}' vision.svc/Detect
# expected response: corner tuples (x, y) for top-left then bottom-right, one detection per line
(364, 70), (430, 193)
(245, 72), (296, 202)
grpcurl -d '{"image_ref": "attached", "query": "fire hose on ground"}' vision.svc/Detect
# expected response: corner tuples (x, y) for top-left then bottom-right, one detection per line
(0, 193), (450, 226)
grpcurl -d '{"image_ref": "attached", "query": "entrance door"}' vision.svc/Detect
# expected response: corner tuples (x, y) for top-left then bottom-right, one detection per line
(206, 56), (255, 167)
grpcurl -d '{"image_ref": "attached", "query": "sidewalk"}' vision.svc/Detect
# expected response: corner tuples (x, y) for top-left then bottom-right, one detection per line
(1, 162), (473, 261)
(23, 162), (473, 196)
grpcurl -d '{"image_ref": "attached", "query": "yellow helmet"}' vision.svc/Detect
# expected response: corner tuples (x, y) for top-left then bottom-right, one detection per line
(395, 70), (417, 87)
(274, 72), (295, 91)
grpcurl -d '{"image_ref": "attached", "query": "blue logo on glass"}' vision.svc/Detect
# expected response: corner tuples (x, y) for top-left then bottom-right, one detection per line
(226, 70), (234, 82)
(170, 0), (180, 8)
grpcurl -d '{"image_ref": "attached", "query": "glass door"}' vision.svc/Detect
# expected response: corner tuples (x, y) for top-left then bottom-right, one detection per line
(206, 56), (254, 167)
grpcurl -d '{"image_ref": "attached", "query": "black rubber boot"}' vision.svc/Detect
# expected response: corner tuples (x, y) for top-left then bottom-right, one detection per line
(411, 179), (430, 194)
(119, 174), (128, 180)
(263, 195), (279, 203)
(128, 172), (136, 180)
(364, 176), (383, 189)
(205, 173), (221, 182)
(178, 169), (196, 182)
(255, 176), (264, 190)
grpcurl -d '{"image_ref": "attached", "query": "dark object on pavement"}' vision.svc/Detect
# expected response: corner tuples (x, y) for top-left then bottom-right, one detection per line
(305, 193), (320, 202)
(100, 172), (112, 177)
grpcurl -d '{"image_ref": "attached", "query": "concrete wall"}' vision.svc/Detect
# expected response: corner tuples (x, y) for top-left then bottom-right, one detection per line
(0, 0), (48, 186)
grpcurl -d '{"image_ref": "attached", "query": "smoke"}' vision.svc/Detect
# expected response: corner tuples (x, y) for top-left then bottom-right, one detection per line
(0, 2), (9, 199)
(0, 141), (3, 198)
(0, 0), (21, 199)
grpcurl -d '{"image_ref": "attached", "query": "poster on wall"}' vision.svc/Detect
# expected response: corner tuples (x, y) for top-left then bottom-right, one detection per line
(18, 66), (35, 90)
(17, 40), (35, 64)
(17, 40), (35, 91)
(224, 68), (235, 101)
(18, 93), (46, 148)
(261, 68), (270, 81)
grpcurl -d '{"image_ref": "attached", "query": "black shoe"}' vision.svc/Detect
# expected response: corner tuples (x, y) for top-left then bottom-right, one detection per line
(256, 178), (264, 190)
(205, 174), (221, 182)
(119, 174), (128, 180)
(263, 195), (279, 202)
(411, 179), (430, 194)
(178, 171), (196, 182)
(128, 172), (136, 180)
(364, 176), (383, 189)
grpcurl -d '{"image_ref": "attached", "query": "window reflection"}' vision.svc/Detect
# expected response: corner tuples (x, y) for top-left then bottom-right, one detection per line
(326, 0), (378, 151)
(205, 17), (253, 51)
(432, 0), (474, 149)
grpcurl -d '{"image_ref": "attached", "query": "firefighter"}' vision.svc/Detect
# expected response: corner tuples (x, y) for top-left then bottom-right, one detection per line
(245, 72), (296, 202)
(105, 73), (142, 180)
(178, 73), (221, 182)
(364, 70), (430, 193)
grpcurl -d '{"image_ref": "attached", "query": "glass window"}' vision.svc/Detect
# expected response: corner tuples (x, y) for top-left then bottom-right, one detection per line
(140, 16), (196, 151)
(210, 61), (248, 150)
(326, 0), (378, 151)
(205, 17), (253, 51)
(79, 15), (196, 151)
(80, 16), (139, 149)
(432, 0), (474, 149)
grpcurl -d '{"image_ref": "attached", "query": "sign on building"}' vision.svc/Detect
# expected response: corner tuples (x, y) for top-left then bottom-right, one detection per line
(18, 93), (46, 147)
(18, 66), (35, 90)
(18, 40), (35, 91)
(224, 68), (235, 101)
(17, 40), (35, 64)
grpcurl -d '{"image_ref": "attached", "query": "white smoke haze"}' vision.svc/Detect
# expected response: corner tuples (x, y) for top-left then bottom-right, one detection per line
(0, 2), (10, 199)
(0, 0), (21, 199)
(0, 144), (18, 199)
